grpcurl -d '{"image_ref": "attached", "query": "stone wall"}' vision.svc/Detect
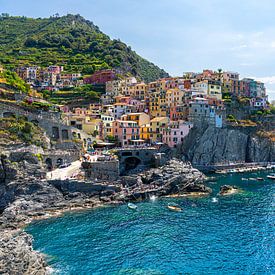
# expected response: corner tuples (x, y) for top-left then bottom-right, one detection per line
(0, 101), (92, 143)
(82, 160), (120, 180)
(116, 148), (157, 174)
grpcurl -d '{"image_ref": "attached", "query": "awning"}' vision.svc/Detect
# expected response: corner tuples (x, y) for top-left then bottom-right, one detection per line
(130, 139), (145, 142)
(96, 142), (115, 146)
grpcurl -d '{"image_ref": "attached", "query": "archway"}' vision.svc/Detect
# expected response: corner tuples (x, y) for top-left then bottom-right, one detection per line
(56, 158), (63, 167)
(3, 112), (16, 118)
(45, 158), (53, 170)
(124, 157), (141, 171)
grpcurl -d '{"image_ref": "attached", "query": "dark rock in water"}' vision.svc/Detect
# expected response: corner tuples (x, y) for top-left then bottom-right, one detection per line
(219, 185), (240, 196)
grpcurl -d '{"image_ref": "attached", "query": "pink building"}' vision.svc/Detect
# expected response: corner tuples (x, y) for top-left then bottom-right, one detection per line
(162, 120), (193, 148)
(113, 120), (140, 147)
(74, 107), (89, 116)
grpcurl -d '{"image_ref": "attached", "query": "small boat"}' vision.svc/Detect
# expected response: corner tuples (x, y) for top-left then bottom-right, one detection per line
(215, 170), (226, 174)
(267, 174), (275, 180)
(167, 203), (182, 212)
(127, 203), (138, 210)
(228, 169), (237, 173)
(257, 177), (264, 181)
(248, 178), (257, 181)
(241, 178), (249, 181)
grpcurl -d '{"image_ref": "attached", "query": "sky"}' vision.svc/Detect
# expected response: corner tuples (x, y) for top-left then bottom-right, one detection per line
(1, 0), (275, 100)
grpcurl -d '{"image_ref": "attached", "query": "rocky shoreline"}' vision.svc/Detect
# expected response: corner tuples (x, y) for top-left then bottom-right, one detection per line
(0, 151), (210, 274)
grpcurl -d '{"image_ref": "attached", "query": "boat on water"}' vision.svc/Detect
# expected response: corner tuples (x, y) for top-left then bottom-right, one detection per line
(267, 174), (275, 180)
(228, 169), (237, 173)
(257, 177), (264, 181)
(211, 197), (218, 203)
(167, 203), (182, 212)
(127, 203), (138, 210)
(215, 170), (226, 174)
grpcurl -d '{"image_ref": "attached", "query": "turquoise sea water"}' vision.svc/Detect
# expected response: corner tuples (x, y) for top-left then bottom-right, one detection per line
(26, 172), (275, 274)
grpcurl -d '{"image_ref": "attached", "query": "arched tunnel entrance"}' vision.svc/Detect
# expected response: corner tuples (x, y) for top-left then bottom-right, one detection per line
(124, 157), (141, 171)
(56, 158), (63, 167)
(45, 158), (53, 170)
(3, 112), (16, 118)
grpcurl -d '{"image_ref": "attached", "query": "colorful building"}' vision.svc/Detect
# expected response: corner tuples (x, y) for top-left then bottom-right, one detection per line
(149, 117), (169, 142)
(84, 69), (116, 84)
(113, 120), (140, 147)
(162, 120), (193, 148)
(121, 113), (150, 126)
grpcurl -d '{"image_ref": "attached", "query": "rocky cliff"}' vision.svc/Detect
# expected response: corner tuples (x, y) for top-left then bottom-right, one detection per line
(180, 125), (274, 166)
(0, 145), (209, 274)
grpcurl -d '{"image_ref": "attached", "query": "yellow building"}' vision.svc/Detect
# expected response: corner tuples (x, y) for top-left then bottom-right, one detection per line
(121, 112), (150, 126)
(208, 81), (222, 100)
(149, 90), (167, 118)
(128, 82), (148, 100)
(149, 117), (169, 142)
(140, 123), (150, 142)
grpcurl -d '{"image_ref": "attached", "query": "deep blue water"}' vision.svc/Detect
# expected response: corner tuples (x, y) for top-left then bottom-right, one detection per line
(26, 172), (275, 274)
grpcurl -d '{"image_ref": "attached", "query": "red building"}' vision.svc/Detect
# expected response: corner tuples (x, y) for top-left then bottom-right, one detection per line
(183, 79), (191, 90)
(84, 69), (117, 84)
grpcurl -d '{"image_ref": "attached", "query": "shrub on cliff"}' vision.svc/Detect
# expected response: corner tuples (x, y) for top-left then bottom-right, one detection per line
(0, 117), (47, 146)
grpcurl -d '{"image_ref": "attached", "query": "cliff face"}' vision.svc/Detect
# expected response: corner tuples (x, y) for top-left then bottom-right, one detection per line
(180, 126), (274, 166)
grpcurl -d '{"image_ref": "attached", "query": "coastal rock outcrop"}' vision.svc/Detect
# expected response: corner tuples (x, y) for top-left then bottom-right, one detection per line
(219, 185), (241, 196)
(0, 145), (209, 274)
(0, 231), (47, 274)
(180, 125), (274, 166)
(119, 159), (211, 201)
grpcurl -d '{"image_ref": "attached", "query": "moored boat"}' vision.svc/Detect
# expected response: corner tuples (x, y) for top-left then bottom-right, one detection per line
(167, 203), (182, 212)
(215, 170), (226, 174)
(267, 174), (275, 180)
(127, 203), (138, 210)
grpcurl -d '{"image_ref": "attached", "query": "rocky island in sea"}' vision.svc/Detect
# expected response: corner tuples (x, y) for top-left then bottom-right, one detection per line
(0, 13), (274, 274)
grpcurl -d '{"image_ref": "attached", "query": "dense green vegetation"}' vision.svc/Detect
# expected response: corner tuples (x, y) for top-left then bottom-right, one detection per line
(0, 14), (169, 82)
(0, 116), (46, 146)
(41, 84), (101, 105)
(0, 69), (30, 93)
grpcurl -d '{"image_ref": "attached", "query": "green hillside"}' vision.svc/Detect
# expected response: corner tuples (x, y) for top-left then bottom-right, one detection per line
(0, 14), (169, 82)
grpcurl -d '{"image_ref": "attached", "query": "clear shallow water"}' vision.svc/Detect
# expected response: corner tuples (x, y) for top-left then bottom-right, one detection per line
(26, 172), (275, 274)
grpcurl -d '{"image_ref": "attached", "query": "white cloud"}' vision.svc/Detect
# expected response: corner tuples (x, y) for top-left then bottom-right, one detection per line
(253, 76), (275, 84)
(266, 89), (275, 101)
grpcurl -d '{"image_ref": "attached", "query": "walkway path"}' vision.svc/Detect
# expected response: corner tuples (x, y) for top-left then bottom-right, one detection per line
(46, 160), (81, 180)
